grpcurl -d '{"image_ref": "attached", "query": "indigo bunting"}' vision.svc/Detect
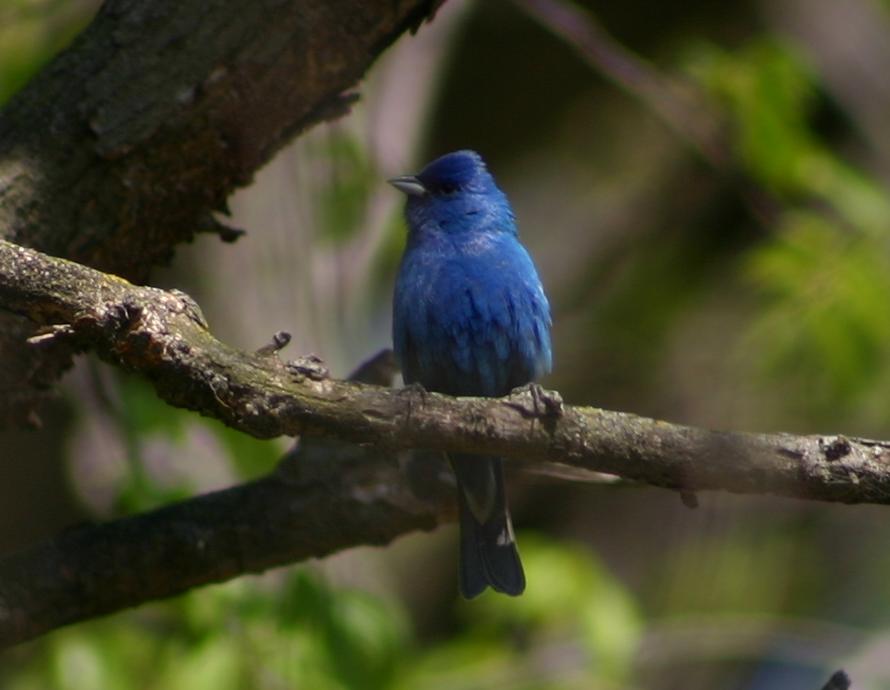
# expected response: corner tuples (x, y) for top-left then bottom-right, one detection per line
(390, 150), (552, 598)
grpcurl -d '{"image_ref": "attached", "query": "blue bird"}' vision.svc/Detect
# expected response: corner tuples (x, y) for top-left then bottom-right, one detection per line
(390, 150), (552, 598)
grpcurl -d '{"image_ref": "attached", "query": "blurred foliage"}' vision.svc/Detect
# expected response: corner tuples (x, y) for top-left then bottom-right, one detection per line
(686, 39), (890, 227)
(309, 131), (378, 246)
(653, 520), (824, 618)
(1, 538), (639, 690)
(398, 535), (641, 690)
(121, 373), (282, 480)
(0, 0), (98, 105)
(466, 535), (642, 685)
(1, 572), (404, 690)
(684, 39), (890, 424)
(83, 374), (282, 516)
(745, 214), (890, 416)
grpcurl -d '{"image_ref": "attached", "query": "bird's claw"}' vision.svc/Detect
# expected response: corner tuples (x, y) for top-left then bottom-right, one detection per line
(398, 381), (429, 398)
(506, 383), (563, 419)
(397, 382), (429, 423)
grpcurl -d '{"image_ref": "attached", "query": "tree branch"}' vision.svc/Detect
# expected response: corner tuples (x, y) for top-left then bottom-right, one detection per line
(512, 0), (725, 166)
(2, 238), (889, 502)
(0, 0), (443, 423)
(3, 236), (890, 647)
(0, 348), (452, 649)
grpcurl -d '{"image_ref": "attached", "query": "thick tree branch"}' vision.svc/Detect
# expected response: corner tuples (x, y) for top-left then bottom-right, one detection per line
(2, 238), (890, 503)
(0, 419), (451, 650)
(0, 0), (442, 423)
(3, 238), (890, 646)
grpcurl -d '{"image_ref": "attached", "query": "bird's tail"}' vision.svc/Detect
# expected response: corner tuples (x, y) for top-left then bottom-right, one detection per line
(450, 454), (525, 598)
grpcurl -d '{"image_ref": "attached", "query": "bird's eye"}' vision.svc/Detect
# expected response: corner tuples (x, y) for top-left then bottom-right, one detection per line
(439, 182), (460, 194)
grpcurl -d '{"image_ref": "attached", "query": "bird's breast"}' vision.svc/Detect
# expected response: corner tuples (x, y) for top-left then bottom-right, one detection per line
(394, 236), (551, 397)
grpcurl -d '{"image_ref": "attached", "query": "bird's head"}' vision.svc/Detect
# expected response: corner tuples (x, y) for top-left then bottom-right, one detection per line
(389, 150), (514, 236)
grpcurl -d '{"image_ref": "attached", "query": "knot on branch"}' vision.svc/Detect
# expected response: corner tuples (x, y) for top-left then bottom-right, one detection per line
(820, 436), (852, 462)
(286, 354), (329, 382)
(25, 295), (144, 350)
(165, 290), (208, 329)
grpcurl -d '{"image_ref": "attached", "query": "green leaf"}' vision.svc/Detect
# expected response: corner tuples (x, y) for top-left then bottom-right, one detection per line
(204, 418), (283, 479)
(311, 131), (377, 245)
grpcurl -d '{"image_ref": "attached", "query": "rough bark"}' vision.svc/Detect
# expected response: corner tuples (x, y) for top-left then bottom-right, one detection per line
(0, 0), (442, 424)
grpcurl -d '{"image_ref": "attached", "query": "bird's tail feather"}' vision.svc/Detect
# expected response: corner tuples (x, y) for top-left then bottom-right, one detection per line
(451, 454), (525, 598)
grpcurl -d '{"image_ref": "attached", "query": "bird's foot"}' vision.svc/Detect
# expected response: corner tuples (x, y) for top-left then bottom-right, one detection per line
(397, 380), (427, 395)
(506, 383), (564, 419)
(398, 381), (429, 404)
(397, 381), (429, 423)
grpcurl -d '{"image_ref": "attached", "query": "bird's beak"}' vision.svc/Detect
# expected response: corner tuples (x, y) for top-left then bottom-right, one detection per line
(388, 175), (427, 197)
